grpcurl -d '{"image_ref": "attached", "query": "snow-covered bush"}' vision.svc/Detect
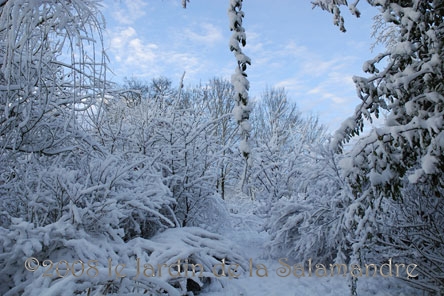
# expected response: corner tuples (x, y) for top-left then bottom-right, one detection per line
(265, 145), (353, 265)
(372, 181), (444, 294)
(0, 220), (247, 295)
(0, 146), (250, 295)
(0, 0), (249, 294)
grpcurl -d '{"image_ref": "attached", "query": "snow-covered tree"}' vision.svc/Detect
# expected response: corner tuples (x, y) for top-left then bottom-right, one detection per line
(314, 1), (444, 293)
(0, 0), (107, 156)
(316, 0), (444, 200)
(201, 78), (238, 200)
(249, 87), (327, 203)
(97, 78), (235, 233)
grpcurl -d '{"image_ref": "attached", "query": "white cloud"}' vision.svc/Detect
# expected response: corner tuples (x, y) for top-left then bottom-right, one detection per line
(322, 92), (347, 104)
(245, 31), (265, 54)
(107, 26), (206, 82)
(183, 23), (223, 46)
(274, 77), (306, 95)
(244, 38), (363, 131)
(111, 0), (148, 25)
(110, 27), (157, 65)
(281, 41), (311, 57)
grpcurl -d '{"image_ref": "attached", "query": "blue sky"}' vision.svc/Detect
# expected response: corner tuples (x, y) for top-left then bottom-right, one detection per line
(101, 0), (382, 132)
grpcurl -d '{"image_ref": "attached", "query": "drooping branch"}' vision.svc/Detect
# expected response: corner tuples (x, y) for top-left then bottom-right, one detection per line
(228, 0), (252, 160)
(181, 0), (189, 8)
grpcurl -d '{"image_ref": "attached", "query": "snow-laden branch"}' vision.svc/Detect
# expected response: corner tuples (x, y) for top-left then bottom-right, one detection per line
(228, 0), (252, 160)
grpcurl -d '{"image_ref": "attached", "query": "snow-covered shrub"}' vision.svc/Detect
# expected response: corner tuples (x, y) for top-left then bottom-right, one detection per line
(372, 181), (444, 294)
(184, 193), (233, 234)
(1, 152), (175, 233)
(0, 149), (249, 295)
(265, 145), (352, 264)
(0, 0), (249, 294)
(0, 221), (247, 295)
(247, 89), (354, 264)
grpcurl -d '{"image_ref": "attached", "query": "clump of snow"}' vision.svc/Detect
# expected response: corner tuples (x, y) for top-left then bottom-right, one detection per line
(421, 154), (438, 174)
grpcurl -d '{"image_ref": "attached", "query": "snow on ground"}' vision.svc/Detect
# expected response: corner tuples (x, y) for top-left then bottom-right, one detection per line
(200, 194), (422, 296)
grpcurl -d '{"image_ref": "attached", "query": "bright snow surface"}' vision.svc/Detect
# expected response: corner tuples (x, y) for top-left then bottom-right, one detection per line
(199, 195), (422, 296)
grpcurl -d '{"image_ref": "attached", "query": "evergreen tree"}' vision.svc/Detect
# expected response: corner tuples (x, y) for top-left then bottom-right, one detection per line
(314, 1), (444, 293)
(315, 0), (444, 200)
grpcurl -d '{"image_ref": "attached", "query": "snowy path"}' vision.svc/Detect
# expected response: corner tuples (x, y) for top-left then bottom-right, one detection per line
(201, 197), (420, 296)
